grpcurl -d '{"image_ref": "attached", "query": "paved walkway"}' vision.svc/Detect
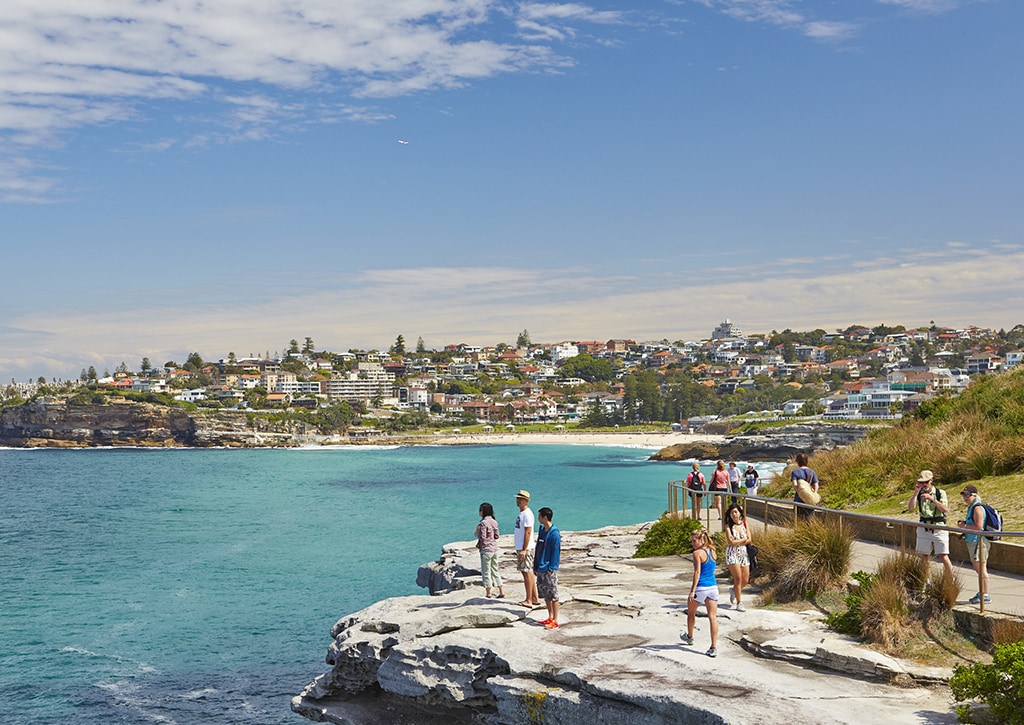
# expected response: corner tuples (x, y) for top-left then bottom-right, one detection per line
(691, 508), (1023, 616)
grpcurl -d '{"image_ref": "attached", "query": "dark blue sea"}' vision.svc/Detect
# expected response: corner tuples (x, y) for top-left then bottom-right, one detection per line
(0, 445), (781, 723)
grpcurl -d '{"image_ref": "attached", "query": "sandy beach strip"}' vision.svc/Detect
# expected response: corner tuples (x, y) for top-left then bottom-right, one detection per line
(392, 431), (725, 449)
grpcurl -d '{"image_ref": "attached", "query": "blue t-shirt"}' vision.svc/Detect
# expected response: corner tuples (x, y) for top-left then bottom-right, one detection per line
(534, 524), (561, 573)
(791, 466), (819, 501)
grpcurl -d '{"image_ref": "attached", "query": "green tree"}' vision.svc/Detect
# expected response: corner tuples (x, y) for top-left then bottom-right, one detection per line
(184, 352), (204, 372)
(517, 329), (532, 348)
(116, 361), (129, 375)
(87, 366), (98, 382)
(560, 354), (614, 382)
(390, 335), (406, 356)
(581, 401), (609, 427)
(416, 336), (426, 354)
(288, 339), (300, 354)
(140, 357), (152, 373)
(303, 337), (315, 354)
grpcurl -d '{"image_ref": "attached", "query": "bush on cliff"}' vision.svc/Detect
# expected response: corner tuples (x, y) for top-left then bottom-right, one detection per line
(633, 516), (726, 558)
(950, 640), (1024, 725)
(757, 518), (852, 601)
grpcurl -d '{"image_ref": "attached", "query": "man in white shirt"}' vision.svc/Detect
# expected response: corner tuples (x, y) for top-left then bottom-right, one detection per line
(514, 489), (540, 607)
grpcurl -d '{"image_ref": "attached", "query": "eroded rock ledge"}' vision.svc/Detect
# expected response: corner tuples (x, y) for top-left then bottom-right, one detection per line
(648, 422), (871, 462)
(292, 525), (955, 725)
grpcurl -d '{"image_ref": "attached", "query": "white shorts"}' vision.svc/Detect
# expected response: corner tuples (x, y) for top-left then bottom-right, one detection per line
(693, 585), (719, 603)
(915, 527), (949, 556)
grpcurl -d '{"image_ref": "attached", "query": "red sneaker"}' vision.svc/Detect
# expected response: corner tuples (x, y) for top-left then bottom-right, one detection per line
(544, 621), (559, 630)
(537, 618), (552, 625)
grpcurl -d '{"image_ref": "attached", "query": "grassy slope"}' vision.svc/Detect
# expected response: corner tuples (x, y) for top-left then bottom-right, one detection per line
(760, 365), (1024, 532)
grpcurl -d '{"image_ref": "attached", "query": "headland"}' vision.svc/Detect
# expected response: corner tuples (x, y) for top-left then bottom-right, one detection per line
(292, 524), (958, 725)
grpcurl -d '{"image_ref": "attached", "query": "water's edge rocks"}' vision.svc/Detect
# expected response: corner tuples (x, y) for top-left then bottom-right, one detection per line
(292, 525), (955, 725)
(648, 422), (872, 462)
(0, 398), (322, 447)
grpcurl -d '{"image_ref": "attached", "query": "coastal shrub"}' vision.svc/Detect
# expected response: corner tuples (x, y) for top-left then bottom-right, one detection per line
(876, 551), (927, 593)
(923, 570), (963, 612)
(758, 519), (853, 602)
(859, 575), (912, 649)
(950, 640), (1024, 725)
(824, 571), (876, 636)
(633, 516), (703, 558)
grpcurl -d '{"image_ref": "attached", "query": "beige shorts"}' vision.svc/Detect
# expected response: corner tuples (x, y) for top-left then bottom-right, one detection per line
(516, 550), (535, 572)
(915, 527), (950, 556)
(967, 537), (992, 563)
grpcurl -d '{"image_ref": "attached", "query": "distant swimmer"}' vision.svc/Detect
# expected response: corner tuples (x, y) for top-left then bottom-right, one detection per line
(398, 139), (410, 145)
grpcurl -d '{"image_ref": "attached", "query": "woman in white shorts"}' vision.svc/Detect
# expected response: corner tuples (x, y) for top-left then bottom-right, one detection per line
(724, 504), (751, 611)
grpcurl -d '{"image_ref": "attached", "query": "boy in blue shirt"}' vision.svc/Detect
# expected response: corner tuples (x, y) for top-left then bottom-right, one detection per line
(533, 507), (561, 630)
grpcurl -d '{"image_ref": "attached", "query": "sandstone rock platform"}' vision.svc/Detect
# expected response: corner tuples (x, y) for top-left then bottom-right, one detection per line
(292, 524), (957, 724)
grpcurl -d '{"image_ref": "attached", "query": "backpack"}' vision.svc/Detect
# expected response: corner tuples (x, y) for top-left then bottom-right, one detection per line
(917, 486), (947, 524)
(980, 502), (1003, 541)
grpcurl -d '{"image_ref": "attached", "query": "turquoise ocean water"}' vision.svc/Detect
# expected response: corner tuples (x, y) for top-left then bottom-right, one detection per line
(0, 445), (780, 724)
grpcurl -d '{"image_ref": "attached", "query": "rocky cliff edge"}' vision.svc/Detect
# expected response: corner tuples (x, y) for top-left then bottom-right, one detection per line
(292, 524), (955, 725)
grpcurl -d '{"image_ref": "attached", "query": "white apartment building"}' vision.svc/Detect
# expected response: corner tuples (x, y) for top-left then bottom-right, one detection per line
(551, 343), (580, 364)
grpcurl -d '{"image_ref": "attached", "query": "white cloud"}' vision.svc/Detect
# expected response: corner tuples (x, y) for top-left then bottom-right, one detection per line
(3, 243), (1021, 382)
(693, 1), (859, 41)
(0, 0), (620, 197)
(803, 20), (860, 41)
(875, 0), (961, 12)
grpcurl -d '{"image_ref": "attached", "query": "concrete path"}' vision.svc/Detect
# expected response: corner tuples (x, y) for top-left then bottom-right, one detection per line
(693, 507), (1023, 616)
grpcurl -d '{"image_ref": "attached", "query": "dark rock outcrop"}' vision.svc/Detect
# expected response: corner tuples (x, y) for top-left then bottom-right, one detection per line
(649, 422), (872, 462)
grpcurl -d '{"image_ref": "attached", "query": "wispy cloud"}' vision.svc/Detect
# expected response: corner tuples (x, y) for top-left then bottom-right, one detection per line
(0, 1), (621, 200)
(875, 0), (962, 13)
(3, 242), (1020, 381)
(692, 0), (861, 41)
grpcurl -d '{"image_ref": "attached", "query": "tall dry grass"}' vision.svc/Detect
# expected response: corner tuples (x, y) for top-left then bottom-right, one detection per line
(757, 519), (853, 602)
(761, 366), (1024, 509)
(859, 576), (912, 649)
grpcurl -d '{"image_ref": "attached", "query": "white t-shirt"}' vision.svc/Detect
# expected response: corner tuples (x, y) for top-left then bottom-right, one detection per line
(514, 507), (535, 551)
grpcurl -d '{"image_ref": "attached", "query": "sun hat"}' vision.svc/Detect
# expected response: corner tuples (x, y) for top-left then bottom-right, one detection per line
(917, 470), (934, 482)
(515, 489), (530, 501)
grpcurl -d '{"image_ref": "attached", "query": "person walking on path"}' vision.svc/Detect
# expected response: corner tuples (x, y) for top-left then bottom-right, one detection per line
(533, 507), (561, 630)
(681, 528), (720, 658)
(724, 504), (751, 612)
(686, 463), (705, 519)
(743, 464), (760, 498)
(905, 470), (953, 584)
(727, 462), (741, 506)
(790, 452), (820, 521)
(957, 484), (992, 604)
(709, 461), (730, 527)
(475, 502), (505, 599)
(514, 490), (540, 607)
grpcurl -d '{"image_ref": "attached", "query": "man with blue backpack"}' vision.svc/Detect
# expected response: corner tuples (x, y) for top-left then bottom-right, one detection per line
(957, 484), (998, 604)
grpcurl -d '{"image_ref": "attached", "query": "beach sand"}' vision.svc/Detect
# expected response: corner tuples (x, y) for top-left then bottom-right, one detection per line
(394, 430), (725, 449)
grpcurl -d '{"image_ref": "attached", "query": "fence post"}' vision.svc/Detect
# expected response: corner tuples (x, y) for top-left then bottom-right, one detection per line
(979, 534), (987, 614)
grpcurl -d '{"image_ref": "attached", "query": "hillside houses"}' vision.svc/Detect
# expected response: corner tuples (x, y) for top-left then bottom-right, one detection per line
(10, 320), (1024, 427)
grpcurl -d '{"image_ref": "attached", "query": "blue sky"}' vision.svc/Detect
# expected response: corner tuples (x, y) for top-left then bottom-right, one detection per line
(2, 0), (1022, 382)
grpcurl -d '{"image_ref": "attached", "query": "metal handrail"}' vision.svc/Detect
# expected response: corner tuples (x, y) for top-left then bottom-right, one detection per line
(667, 480), (1019, 614)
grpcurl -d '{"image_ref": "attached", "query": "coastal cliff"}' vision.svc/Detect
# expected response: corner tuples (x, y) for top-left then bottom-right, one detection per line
(0, 399), (318, 447)
(292, 525), (954, 725)
(648, 422), (871, 462)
